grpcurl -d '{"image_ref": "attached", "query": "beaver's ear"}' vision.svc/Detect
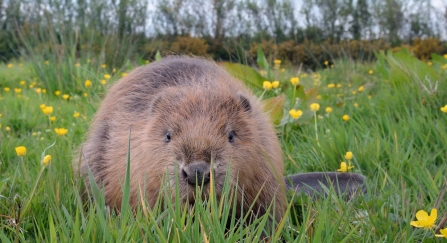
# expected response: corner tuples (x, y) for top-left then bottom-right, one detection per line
(149, 93), (164, 114)
(237, 93), (251, 112)
(284, 172), (366, 199)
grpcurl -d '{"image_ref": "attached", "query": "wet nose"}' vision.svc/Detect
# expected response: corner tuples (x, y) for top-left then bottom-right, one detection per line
(182, 161), (211, 185)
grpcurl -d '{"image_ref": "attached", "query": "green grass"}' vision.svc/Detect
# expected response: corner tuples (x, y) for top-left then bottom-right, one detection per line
(1, 49), (447, 242)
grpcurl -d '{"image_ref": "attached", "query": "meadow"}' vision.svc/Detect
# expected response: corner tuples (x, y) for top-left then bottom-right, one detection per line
(1, 48), (447, 242)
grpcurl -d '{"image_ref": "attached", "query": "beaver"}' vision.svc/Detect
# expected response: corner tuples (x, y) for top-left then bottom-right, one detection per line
(77, 56), (287, 222)
(76, 56), (366, 225)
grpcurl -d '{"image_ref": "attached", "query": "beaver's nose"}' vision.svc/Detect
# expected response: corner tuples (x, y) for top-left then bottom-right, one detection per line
(182, 161), (211, 185)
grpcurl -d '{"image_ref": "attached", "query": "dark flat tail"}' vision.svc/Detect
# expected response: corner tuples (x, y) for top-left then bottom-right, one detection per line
(285, 172), (366, 199)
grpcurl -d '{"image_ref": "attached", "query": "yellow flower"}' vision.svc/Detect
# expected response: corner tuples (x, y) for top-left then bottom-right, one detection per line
(337, 162), (354, 172)
(444, 54), (447, 59)
(40, 104), (46, 110)
(435, 228), (447, 238)
(50, 116), (56, 122)
(7, 63), (13, 68)
(428, 61), (432, 66)
(41, 155), (52, 167)
(121, 72), (127, 77)
(368, 70), (373, 75)
(344, 151), (353, 160)
(42, 89), (46, 94)
(325, 107), (333, 113)
(75, 63), (80, 67)
(327, 83), (335, 88)
(0, 113), (2, 117)
(113, 68), (117, 73)
(358, 86), (364, 92)
(62, 94), (69, 100)
(54, 128), (68, 136)
(290, 77), (299, 85)
(352, 91), (357, 95)
(440, 105), (447, 113)
(263, 81), (273, 90)
(73, 112), (80, 118)
(101, 64), (106, 69)
(87, 59), (91, 63)
(15, 146), (27, 156)
(19, 80), (26, 86)
(324, 61), (329, 66)
(55, 90), (61, 96)
(316, 95), (321, 100)
(272, 81), (280, 89)
(14, 88), (22, 94)
(85, 80), (92, 88)
(6, 126), (11, 131)
(32, 132), (37, 136)
(42, 106), (53, 115)
(259, 70), (266, 76)
(336, 84), (341, 88)
(310, 103), (320, 112)
(83, 92), (88, 97)
(274, 59), (281, 65)
(104, 74), (111, 79)
(410, 209), (437, 228)
(100, 79), (107, 85)
(289, 109), (303, 119)
(35, 88), (42, 94)
(44, 60), (49, 65)
(330, 64), (334, 68)
(4, 87), (10, 92)
(342, 114), (350, 121)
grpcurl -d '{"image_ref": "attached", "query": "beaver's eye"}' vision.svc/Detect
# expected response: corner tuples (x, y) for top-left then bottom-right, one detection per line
(228, 131), (235, 143)
(165, 132), (171, 143)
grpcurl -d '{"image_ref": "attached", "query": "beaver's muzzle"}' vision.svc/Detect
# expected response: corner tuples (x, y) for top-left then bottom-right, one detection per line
(182, 161), (211, 186)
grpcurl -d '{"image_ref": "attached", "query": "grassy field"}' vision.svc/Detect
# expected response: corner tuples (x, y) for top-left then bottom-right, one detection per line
(1, 49), (447, 242)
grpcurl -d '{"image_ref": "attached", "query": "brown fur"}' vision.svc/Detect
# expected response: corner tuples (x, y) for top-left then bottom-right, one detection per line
(76, 56), (286, 222)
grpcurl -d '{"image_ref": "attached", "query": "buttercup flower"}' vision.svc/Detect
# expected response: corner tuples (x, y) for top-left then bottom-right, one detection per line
(121, 72), (127, 77)
(290, 77), (299, 85)
(42, 89), (46, 94)
(368, 70), (373, 75)
(101, 64), (107, 69)
(19, 80), (26, 86)
(4, 87), (10, 92)
(336, 84), (341, 88)
(337, 162), (354, 172)
(100, 79), (107, 85)
(342, 114), (350, 121)
(435, 228), (447, 238)
(289, 109), (303, 119)
(85, 80), (92, 88)
(75, 63), (80, 67)
(104, 74), (111, 79)
(84, 93), (88, 97)
(14, 88), (22, 94)
(325, 107), (333, 113)
(324, 61), (328, 66)
(274, 59), (281, 65)
(50, 116), (56, 122)
(35, 88), (42, 94)
(62, 94), (70, 100)
(327, 83), (335, 88)
(113, 68), (117, 73)
(263, 81), (273, 90)
(440, 105), (447, 113)
(345, 151), (353, 160)
(410, 208), (437, 228)
(73, 112), (80, 118)
(7, 63), (13, 68)
(54, 128), (68, 136)
(15, 146), (27, 156)
(44, 60), (49, 65)
(41, 155), (52, 167)
(42, 106), (53, 115)
(40, 104), (46, 110)
(310, 103), (320, 112)
(55, 91), (61, 96)
(6, 126), (11, 131)
(272, 81), (280, 89)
